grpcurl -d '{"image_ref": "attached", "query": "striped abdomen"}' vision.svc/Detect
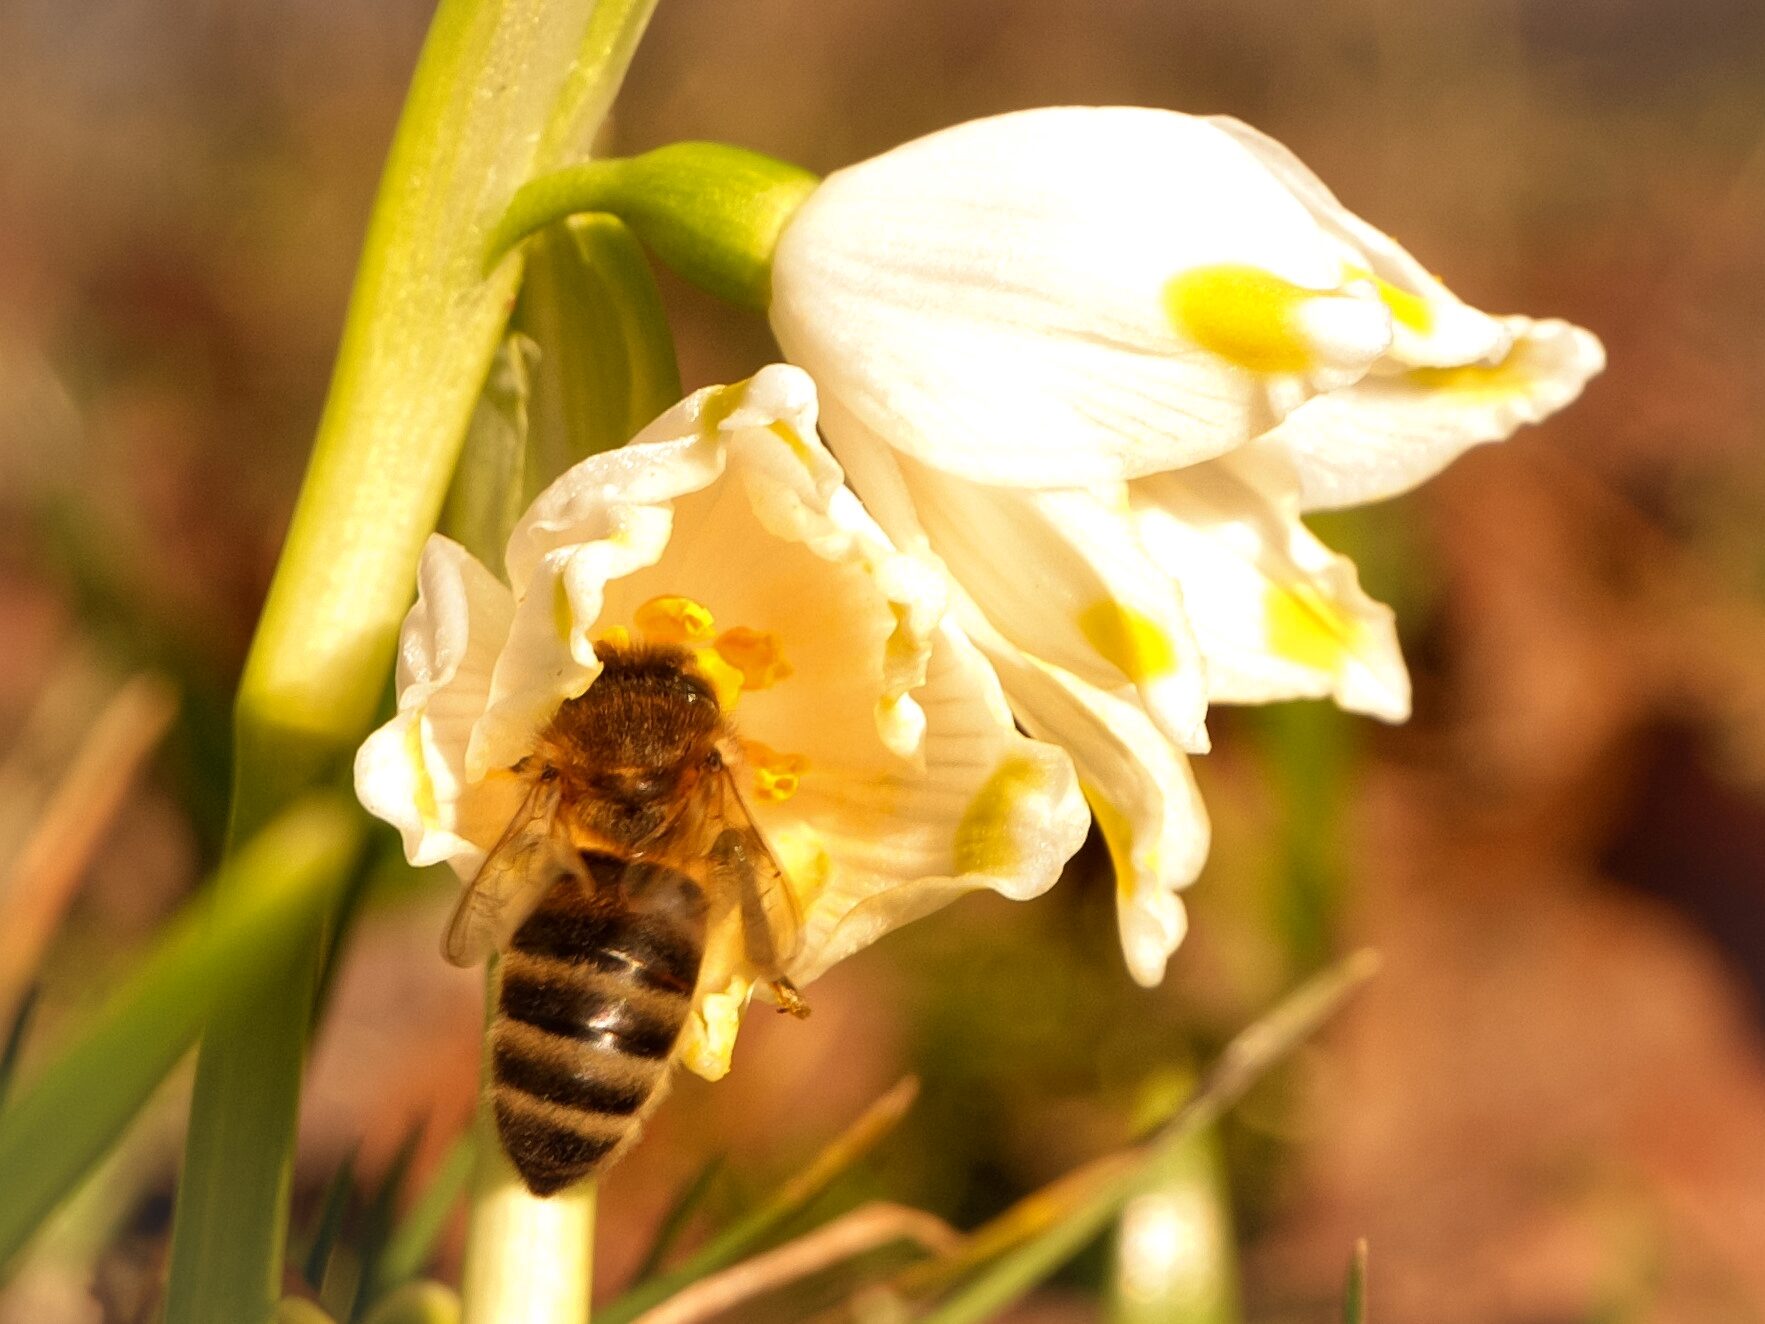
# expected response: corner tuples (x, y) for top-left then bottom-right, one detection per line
(491, 854), (707, 1196)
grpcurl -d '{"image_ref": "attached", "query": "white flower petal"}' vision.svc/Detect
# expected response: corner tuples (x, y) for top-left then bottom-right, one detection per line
(357, 365), (1095, 1082)
(674, 606), (1079, 1086)
(773, 106), (1393, 489)
(476, 365), (924, 778)
(899, 467), (1210, 755)
(769, 620), (1091, 990)
(974, 627), (1208, 988)
(1206, 115), (1511, 369)
(1131, 448), (1410, 721)
(352, 536), (523, 875)
(1260, 316), (1607, 511)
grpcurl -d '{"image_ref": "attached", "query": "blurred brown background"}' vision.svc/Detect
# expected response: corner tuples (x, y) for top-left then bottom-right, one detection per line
(3, 1), (1765, 1320)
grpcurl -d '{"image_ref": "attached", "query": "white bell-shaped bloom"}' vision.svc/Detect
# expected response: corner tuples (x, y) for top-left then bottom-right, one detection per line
(770, 106), (1603, 985)
(354, 365), (1090, 1077)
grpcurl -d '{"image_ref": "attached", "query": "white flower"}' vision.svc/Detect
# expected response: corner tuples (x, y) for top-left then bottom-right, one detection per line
(354, 365), (1090, 1078)
(769, 106), (1603, 985)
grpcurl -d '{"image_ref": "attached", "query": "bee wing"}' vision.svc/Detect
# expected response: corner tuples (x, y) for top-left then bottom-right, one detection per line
(698, 758), (804, 979)
(442, 774), (583, 967)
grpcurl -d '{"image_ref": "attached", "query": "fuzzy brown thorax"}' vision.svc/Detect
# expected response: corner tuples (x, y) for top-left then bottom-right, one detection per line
(533, 644), (723, 850)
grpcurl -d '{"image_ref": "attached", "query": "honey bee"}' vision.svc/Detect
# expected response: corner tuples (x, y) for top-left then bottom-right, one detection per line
(444, 643), (808, 1196)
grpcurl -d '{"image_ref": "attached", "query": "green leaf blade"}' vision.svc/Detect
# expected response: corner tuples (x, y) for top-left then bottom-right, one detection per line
(0, 796), (361, 1274)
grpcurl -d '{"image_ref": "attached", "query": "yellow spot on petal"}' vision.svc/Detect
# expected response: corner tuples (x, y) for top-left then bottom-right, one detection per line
(714, 627), (792, 690)
(742, 740), (809, 802)
(1265, 582), (1363, 674)
(1345, 265), (1434, 335)
(405, 715), (439, 828)
(1404, 336), (1543, 400)
(768, 419), (816, 465)
(1164, 263), (1320, 374)
(1078, 600), (1179, 684)
(691, 647), (746, 712)
(1081, 783), (1142, 898)
(953, 755), (1047, 876)
(773, 829), (832, 906)
(698, 381), (747, 434)
(635, 594), (717, 645)
(552, 575), (574, 644)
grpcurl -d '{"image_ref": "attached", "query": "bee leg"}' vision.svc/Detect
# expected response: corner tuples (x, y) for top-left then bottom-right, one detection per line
(770, 977), (811, 1019)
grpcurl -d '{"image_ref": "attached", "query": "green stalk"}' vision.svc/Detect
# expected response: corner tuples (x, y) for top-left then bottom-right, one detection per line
(164, 1), (660, 1319)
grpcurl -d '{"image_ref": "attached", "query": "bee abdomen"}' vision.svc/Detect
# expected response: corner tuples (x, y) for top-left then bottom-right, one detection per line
(491, 866), (706, 1196)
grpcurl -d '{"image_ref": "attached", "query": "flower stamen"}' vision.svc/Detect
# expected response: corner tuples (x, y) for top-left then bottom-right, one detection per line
(742, 739), (809, 802)
(713, 627), (793, 690)
(634, 594), (718, 644)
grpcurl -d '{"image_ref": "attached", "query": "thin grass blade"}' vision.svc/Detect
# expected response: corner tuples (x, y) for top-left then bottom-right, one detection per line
(629, 1156), (727, 1285)
(351, 1121), (427, 1321)
(372, 1133), (476, 1298)
(0, 985), (39, 1110)
(302, 1147), (359, 1292)
(918, 952), (1380, 1324)
(601, 1076), (920, 1324)
(1343, 1238), (1368, 1324)
(0, 795), (361, 1274)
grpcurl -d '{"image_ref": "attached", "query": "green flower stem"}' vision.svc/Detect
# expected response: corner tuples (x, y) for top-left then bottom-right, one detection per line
(460, 965), (596, 1324)
(0, 796), (359, 1273)
(164, 1), (659, 1319)
(489, 144), (820, 310)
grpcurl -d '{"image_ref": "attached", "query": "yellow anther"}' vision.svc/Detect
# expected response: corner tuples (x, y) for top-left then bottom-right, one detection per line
(634, 594), (717, 645)
(1164, 263), (1319, 374)
(691, 647), (746, 712)
(713, 627), (792, 690)
(594, 625), (633, 654)
(743, 740), (809, 802)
